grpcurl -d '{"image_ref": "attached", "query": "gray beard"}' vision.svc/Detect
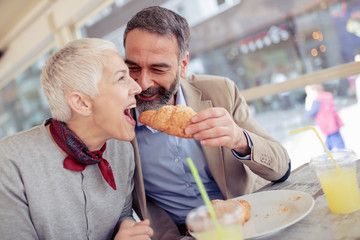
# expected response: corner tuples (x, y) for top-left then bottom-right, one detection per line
(135, 72), (180, 113)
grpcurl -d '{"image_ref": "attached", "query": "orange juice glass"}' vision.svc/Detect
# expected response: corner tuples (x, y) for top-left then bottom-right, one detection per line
(310, 149), (360, 214)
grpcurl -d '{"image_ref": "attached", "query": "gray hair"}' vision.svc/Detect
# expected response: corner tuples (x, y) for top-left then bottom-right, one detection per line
(41, 38), (119, 121)
(123, 6), (190, 61)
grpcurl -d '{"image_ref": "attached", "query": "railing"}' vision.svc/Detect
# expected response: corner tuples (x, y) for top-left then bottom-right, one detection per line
(241, 61), (360, 101)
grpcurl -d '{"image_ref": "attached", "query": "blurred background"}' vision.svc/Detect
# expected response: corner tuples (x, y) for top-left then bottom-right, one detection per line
(1, 0), (360, 170)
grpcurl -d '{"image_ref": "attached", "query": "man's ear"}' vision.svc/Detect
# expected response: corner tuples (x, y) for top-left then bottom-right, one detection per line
(180, 51), (189, 78)
(67, 92), (93, 116)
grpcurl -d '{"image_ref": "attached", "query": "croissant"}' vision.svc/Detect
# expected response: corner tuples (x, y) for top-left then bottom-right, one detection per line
(138, 105), (196, 138)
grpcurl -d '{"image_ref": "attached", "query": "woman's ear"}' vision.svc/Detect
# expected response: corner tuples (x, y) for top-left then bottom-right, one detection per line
(67, 92), (93, 116)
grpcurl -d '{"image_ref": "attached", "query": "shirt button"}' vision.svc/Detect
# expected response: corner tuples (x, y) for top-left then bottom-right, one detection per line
(175, 158), (179, 162)
(186, 183), (190, 187)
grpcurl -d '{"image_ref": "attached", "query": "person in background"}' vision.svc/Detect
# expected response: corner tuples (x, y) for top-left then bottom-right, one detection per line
(271, 65), (291, 109)
(305, 84), (345, 150)
(123, 6), (291, 239)
(0, 38), (153, 240)
(354, 54), (360, 103)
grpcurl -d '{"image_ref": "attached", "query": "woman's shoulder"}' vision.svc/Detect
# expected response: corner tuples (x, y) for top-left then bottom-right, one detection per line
(0, 124), (45, 149)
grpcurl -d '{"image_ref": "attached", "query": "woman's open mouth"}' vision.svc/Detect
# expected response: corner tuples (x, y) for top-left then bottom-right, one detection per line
(124, 104), (136, 125)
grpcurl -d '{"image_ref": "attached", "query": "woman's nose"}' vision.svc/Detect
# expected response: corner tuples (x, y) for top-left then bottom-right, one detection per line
(131, 77), (142, 95)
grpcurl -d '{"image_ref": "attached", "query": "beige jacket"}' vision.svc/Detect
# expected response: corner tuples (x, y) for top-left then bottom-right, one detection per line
(131, 75), (290, 240)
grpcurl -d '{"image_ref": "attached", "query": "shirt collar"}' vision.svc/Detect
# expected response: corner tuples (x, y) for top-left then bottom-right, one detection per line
(136, 85), (187, 130)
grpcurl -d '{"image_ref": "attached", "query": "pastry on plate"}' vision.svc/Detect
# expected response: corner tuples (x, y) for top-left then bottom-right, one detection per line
(211, 199), (251, 225)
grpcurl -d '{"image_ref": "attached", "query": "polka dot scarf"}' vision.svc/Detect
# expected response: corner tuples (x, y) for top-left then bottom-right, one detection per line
(46, 118), (116, 190)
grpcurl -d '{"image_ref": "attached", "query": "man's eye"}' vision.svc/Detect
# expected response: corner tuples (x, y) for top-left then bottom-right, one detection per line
(153, 68), (165, 73)
(128, 67), (140, 71)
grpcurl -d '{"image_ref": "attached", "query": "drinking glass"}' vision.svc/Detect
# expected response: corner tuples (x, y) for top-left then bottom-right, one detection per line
(310, 148), (360, 214)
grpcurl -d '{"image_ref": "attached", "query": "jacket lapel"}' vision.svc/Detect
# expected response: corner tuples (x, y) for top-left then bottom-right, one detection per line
(131, 110), (147, 219)
(181, 79), (227, 198)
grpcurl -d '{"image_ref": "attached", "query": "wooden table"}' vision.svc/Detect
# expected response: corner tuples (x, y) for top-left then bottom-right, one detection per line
(254, 160), (360, 239)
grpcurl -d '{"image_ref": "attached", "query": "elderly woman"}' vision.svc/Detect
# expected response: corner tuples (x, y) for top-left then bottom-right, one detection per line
(0, 38), (153, 240)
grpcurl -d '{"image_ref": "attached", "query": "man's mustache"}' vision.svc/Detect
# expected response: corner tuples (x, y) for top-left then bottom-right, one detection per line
(138, 87), (165, 96)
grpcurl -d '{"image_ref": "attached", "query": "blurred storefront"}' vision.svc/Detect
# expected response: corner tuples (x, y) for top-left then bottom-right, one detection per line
(186, 0), (360, 113)
(0, 51), (52, 137)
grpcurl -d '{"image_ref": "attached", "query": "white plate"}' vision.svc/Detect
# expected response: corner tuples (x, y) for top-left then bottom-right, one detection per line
(235, 190), (315, 239)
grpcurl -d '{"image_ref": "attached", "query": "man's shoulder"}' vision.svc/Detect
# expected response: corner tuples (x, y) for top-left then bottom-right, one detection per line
(185, 74), (231, 83)
(181, 74), (242, 109)
(183, 74), (235, 90)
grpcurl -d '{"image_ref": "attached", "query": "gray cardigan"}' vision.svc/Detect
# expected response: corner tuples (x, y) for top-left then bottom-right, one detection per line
(0, 121), (135, 240)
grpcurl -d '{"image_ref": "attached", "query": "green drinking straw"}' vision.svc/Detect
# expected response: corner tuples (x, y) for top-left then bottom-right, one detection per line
(290, 126), (341, 174)
(186, 157), (224, 238)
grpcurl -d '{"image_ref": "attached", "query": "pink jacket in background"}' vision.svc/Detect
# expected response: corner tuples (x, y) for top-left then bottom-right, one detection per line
(315, 91), (344, 135)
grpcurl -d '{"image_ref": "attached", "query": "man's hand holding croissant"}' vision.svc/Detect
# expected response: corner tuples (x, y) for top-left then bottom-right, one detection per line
(185, 107), (250, 155)
(139, 105), (250, 155)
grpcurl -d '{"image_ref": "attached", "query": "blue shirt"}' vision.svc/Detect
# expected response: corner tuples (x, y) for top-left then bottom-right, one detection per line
(135, 86), (252, 224)
(135, 87), (224, 224)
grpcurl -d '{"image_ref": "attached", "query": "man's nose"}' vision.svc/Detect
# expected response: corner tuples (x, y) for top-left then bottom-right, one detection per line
(136, 70), (153, 91)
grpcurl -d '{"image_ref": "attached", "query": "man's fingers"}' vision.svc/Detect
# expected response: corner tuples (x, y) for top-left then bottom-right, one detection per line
(191, 107), (226, 123)
(200, 136), (229, 147)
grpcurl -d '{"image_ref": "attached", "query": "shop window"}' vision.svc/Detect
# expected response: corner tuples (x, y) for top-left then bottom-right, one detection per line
(0, 50), (53, 137)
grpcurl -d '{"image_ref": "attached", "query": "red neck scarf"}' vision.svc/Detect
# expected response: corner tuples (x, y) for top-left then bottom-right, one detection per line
(46, 118), (116, 190)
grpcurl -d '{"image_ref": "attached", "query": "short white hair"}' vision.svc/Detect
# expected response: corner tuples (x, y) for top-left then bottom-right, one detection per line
(41, 38), (118, 121)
